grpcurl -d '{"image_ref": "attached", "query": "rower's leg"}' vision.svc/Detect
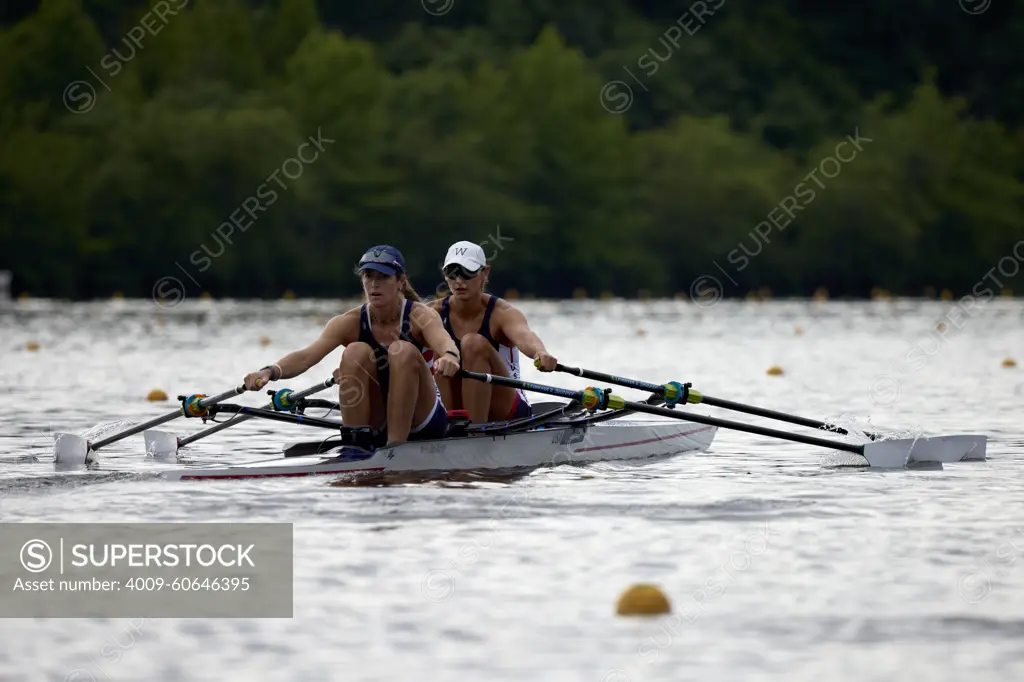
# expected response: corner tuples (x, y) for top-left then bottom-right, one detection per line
(338, 341), (385, 430)
(434, 371), (462, 414)
(459, 333), (518, 422)
(384, 340), (437, 445)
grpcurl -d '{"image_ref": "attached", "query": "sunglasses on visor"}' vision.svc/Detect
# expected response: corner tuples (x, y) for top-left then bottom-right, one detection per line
(443, 264), (481, 280)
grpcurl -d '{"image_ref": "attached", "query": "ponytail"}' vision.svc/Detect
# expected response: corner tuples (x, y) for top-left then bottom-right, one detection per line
(400, 277), (421, 302)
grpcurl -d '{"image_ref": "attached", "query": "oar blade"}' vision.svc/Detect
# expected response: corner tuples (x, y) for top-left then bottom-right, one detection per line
(53, 432), (91, 469)
(144, 429), (180, 459)
(860, 438), (917, 468)
(860, 434), (989, 468)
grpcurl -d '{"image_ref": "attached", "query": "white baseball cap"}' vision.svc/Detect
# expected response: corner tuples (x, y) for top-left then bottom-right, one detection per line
(443, 241), (487, 271)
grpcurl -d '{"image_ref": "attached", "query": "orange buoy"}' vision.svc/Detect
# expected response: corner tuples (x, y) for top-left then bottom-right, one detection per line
(147, 389), (168, 401)
(616, 584), (671, 616)
(767, 365), (784, 376)
(1003, 358), (1017, 368)
(259, 335), (272, 346)
(26, 341), (40, 351)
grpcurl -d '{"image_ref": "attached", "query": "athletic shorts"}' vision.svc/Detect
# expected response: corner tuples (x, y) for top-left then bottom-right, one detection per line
(372, 395), (449, 447)
(506, 392), (532, 420)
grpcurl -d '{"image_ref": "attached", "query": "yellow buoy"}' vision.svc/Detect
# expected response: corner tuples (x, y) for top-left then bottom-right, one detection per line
(282, 289), (295, 300)
(794, 326), (804, 336)
(573, 287), (588, 300)
(111, 291), (124, 299)
(505, 288), (520, 300)
(767, 365), (784, 376)
(147, 389), (168, 401)
(599, 291), (615, 301)
(1003, 358), (1017, 368)
(19, 291), (30, 299)
(812, 287), (828, 302)
(1002, 288), (1013, 297)
(940, 288), (953, 301)
(259, 335), (272, 346)
(935, 322), (946, 332)
(200, 291), (213, 301)
(616, 584), (671, 616)
(26, 341), (40, 351)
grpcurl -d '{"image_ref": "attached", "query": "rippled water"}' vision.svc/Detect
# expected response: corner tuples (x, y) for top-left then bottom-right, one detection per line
(1, 297), (1022, 682)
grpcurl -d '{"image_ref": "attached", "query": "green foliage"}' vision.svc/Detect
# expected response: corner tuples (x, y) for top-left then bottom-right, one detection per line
(0, 0), (1022, 299)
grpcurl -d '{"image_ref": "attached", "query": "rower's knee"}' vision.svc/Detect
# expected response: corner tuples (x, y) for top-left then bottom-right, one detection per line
(460, 333), (491, 358)
(387, 340), (419, 370)
(341, 341), (375, 372)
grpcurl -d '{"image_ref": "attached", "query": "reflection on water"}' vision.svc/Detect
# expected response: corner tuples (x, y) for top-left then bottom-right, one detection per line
(1, 298), (1022, 682)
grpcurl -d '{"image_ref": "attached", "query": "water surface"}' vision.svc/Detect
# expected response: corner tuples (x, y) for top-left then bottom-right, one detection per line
(1, 297), (1022, 681)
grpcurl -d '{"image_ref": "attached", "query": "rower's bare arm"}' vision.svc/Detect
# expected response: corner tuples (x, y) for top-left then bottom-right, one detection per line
(411, 303), (458, 358)
(497, 306), (548, 358)
(274, 313), (358, 379)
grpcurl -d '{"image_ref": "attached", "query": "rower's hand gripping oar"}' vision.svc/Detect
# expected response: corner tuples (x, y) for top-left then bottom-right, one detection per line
(542, 361), (987, 463)
(143, 376), (338, 458)
(464, 369), (940, 468)
(53, 385), (247, 468)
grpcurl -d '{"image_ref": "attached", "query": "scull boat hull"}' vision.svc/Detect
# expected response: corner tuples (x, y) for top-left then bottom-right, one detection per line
(161, 420), (718, 481)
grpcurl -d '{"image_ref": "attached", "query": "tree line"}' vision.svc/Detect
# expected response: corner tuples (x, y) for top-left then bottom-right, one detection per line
(1, 0), (1022, 300)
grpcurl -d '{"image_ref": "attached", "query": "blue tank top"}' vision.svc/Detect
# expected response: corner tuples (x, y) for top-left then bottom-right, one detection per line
(439, 295), (529, 406)
(358, 299), (429, 403)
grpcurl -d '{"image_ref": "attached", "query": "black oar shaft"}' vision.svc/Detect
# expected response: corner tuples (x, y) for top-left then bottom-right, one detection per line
(89, 385), (245, 450)
(554, 363), (871, 439)
(211, 404), (343, 430)
(177, 378), (336, 446)
(460, 370), (864, 455)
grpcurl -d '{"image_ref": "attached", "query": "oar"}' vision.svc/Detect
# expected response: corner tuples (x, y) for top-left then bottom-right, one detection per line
(460, 369), (929, 468)
(53, 384), (246, 467)
(545, 362), (883, 439)
(543, 362), (987, 463)
(144, 376), (338, 458)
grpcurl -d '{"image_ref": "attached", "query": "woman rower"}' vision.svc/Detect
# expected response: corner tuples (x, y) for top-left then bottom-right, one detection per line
(426, 240), (557, 423)
(242, 245), (461, 446)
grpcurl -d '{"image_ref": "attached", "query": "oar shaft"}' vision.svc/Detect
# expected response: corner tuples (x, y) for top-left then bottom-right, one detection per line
(554, 364), (662, 394)
(461, 370), (864, 456)
(554, 363), (871, 439)
(177, 378), (336, 447)
(90, 385), (245, 450)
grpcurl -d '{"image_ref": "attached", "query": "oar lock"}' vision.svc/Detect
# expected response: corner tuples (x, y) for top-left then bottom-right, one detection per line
(179, 393), (210, 418)
(661, 381), (693, 407)
(580, 387), (625, 411)
(268, 388), (297, 412)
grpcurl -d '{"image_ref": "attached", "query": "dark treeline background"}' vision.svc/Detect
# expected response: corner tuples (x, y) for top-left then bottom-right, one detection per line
(2, 0), (1023, 300)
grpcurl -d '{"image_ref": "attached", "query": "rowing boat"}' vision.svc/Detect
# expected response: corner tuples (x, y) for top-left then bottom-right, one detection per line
(159, 412), (718, 481)
(51, 364), (988, 477)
